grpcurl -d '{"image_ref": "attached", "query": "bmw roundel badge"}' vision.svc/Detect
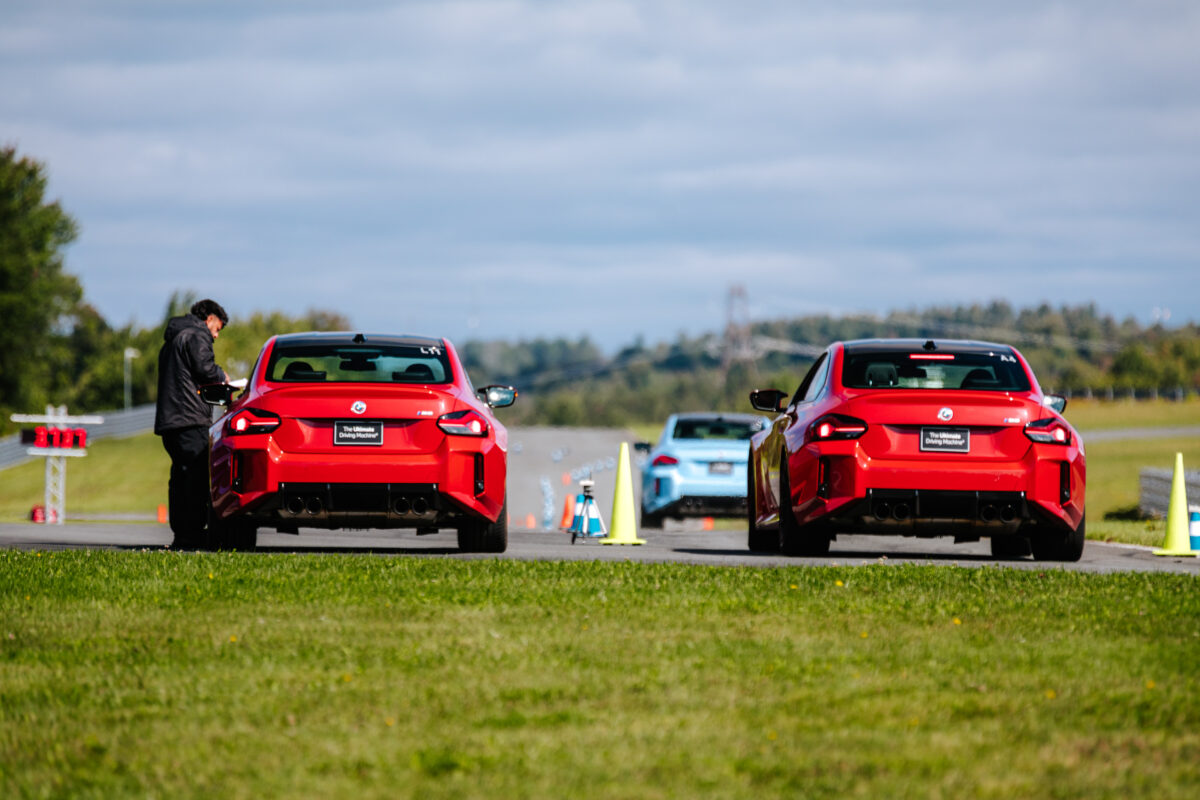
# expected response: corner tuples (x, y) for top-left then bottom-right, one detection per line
(351, 401), (367, 415)
(938, 407), (953, 422)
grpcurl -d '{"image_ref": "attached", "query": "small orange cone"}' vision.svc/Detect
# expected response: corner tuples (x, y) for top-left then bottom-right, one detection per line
(559, 494), (576, 528)
(702, 517), (715, 531)
(524, 513), (536, 529)
(156, 504), (168, 524)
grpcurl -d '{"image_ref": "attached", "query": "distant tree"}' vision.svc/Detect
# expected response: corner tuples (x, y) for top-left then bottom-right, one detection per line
(0, 146), (83, 424)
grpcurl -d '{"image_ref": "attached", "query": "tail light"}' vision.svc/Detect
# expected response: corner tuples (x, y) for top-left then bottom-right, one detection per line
(1025, 418), (1072, 445)
(808, 414), (868, 442)
(651, 454), (679, 467)
(438, 409), (488, 437)
(226, 408), (281, 436)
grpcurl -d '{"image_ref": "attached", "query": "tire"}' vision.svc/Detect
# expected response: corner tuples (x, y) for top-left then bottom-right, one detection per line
(778, 457), (830, 557)
(989, 535), (1032, 559)
(1031, 515), (1086, 562)
(459, 497), (509, 553)
(641, 508), (664, 529)
(207, 508), (257, 552)
(747, 457), (777, 552)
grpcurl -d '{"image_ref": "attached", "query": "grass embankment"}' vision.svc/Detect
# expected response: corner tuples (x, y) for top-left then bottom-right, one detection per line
(1, 553), (1197, 799)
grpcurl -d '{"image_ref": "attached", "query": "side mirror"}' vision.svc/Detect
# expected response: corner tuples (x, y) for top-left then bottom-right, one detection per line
(633, 441), (652, 454)
(749, 389), (789, 413)
(478, 385), (517, 408)
(198, 383), (237, 407)
(1043, 394), (1067, 414)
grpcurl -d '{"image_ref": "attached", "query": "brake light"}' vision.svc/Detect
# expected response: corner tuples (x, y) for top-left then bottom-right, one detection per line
(651, 454), (679, 467)
(226, 408), (281, 435)
(1024, 418), (1072, 445)
(909, 353), (956, 361)
(437, 409), (488, 437)
(809, 414), (868, 441)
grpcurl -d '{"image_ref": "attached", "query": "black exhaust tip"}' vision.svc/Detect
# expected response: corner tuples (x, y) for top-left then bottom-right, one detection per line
(305, 496), (323, 515)
(873, 502), (891, 521)
(999, 504), (1017, 523)
(892, 502), (911, 521)
(980, 504), (998, 523)
(412, 497), (430, 515)
(286, 496), (305, 515)
(393, 497), (411, 515)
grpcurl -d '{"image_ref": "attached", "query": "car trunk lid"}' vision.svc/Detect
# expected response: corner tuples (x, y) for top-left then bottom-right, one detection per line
(252, 385), (455, 455)
(843, 391), (1037, 461)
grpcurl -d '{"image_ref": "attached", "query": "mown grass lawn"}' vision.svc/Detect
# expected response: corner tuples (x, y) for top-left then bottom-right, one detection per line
(1, 552), (1197, 799)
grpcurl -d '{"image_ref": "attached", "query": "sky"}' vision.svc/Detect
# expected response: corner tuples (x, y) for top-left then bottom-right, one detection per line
(3, 1), (1199, 351)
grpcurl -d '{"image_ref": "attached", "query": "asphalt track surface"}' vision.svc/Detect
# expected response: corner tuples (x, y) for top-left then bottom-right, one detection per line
(1, 426), (1197, 575)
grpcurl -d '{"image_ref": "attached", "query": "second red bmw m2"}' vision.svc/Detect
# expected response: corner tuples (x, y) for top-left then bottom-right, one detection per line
(748, 339), (1085, 561)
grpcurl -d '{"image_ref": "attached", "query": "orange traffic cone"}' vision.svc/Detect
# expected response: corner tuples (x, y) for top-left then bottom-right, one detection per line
(559, 493), (576, 529)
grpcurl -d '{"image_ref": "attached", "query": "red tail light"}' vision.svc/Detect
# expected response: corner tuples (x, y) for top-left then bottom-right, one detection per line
(809, 414), (868, 442)
(651, 454), (679, 467)
(437, 409), (488, 437)
(1024, 418), (1072, 445)
(226, 408), (281, 435)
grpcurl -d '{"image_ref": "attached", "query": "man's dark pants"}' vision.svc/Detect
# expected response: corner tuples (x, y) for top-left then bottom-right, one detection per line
(160, 426), (209, 539)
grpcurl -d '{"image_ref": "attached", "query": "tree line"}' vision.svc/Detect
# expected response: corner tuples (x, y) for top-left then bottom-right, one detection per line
(3, 146), (1198, 433)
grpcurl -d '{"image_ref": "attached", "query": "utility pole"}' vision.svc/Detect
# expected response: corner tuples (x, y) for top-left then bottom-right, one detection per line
(124, 347), (140, 411)
(721, 284), (757, 377)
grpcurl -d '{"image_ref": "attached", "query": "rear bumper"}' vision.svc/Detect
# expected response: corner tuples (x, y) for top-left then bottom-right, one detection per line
(209, 436), (506, 529)
(791, 444), (1084, 535)
(830, 489), (1034, 535)
(649, 495), (748, 518)
(642, 468), (748, 515)
(231, 481), (482, 530)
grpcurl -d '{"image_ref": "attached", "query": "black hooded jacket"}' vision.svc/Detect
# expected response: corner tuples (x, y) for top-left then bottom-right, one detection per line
(154, 315), (225, 434)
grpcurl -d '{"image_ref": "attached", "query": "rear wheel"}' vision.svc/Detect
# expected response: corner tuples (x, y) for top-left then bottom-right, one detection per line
(747, 458), (778, 552)
(640, 509), (664, 529)
(459, 498), (508, 553)
(206, 507), (256, 551)
(1031, 515), (1086, 562)
(990, 535), (1032, 559)
(778, 458), (830, 557)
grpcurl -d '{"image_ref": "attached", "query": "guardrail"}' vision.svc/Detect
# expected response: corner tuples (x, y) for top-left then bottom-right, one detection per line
(1139, 467), (1200, 517)
(0, 403), (157, 471)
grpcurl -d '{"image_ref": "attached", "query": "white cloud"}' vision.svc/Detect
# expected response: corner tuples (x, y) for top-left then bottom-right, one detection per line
(2, 0), (1198, 349)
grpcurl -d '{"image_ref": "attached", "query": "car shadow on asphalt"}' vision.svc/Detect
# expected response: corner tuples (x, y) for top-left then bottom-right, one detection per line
(674, 547), (1025, 564)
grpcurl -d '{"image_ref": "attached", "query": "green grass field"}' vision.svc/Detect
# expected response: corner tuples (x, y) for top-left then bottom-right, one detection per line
(1, 552), (1197, 799)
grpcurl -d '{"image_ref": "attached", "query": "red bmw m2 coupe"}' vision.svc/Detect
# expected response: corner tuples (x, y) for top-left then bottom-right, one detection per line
(199, 332), (516, 552)
(747, 339), (1085, 561)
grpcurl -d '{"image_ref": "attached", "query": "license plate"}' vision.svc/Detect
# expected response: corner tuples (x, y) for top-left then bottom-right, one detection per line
(920, 427), (969, 453)
(709, 461), (733, 475)
(334, 420), (383, 446)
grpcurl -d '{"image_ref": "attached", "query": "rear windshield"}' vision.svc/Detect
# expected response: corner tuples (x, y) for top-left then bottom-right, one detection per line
(266, 342), (452, 384)
(672, 418), (763, 440)
(842, 350), (1031, 392)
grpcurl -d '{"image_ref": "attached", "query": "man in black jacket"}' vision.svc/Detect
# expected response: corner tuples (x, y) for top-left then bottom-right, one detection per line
(155, 299), (229, 546)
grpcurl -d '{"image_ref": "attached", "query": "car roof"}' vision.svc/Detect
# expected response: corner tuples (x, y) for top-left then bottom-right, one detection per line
(668, 411), (766, 422)
(271, 332), (446, 348)
(840, 338), (1017, 355)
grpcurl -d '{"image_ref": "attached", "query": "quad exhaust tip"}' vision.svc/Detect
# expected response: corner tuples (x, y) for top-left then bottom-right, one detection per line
(871, 500), (910, 521)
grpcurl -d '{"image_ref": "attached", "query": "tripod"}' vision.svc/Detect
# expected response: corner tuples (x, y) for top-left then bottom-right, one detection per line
(567, 480), (607, 544)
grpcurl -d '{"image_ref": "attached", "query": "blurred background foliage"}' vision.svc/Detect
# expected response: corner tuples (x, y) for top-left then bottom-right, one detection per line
(3, 146), (1199, 433)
